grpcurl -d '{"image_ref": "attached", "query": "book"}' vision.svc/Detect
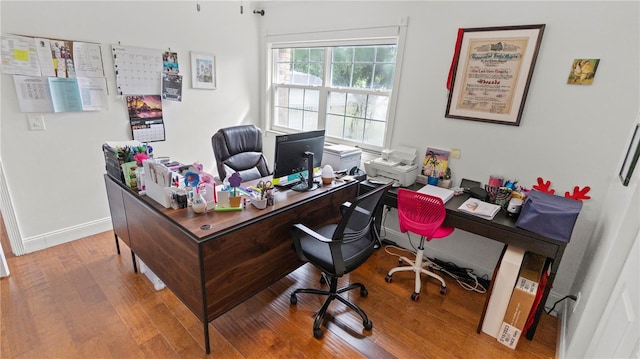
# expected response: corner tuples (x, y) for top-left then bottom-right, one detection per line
(417, 184), (454, 203)
(459, 198), (500, 220)
(481, 245), (526, 338)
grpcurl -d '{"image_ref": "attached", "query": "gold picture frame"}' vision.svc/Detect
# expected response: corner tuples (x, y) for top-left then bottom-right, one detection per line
(445, 24), (545, 126)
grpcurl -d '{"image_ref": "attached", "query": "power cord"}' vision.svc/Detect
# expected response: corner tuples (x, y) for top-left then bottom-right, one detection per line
(383, 243), (488, 293)
(545, 295), (577, 315)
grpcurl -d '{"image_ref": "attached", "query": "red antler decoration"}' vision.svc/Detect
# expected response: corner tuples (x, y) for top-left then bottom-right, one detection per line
(533, 177), (555, 194)
(565, 186), (591, 202)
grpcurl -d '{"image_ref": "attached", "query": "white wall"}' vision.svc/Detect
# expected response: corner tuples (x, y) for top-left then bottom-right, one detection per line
(0, 1), (262, 251)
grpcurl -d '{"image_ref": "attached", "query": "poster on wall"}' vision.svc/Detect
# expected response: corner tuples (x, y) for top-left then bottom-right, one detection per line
(445, 24), (545, 126)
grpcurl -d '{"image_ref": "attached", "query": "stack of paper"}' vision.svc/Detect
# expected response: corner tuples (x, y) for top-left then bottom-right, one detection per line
(417, 184), (454, 203)
(459, 198), (501, 220)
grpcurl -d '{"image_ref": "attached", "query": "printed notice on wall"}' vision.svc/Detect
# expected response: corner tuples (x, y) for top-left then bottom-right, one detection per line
(1, 35), (42, 76)
(112, 45), (163, 96)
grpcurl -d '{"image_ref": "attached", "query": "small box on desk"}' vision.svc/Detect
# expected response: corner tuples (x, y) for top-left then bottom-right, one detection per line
(497, 252), (546, 349)
(322, 144), (362, 172)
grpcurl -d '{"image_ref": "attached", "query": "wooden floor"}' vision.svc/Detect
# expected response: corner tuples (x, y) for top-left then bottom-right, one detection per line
(1, 226), (558, 358)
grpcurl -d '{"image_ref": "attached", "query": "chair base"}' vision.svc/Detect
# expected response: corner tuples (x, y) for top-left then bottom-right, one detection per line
(385, 239), (447, 301)
(290, 273), (372, 338)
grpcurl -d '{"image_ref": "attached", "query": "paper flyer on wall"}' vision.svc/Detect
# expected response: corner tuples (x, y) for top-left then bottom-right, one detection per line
(161, 73), (182, 101)
(1, 34), (42, 76)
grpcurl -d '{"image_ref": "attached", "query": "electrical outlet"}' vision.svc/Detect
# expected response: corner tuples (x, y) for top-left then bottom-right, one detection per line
(27, 115), (45, 131)
(450, 148), (461, 159)
(573, 292), (582, 312)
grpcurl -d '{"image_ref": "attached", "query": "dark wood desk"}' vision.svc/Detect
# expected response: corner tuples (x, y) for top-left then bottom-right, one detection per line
(360, 180), (567, 342)
(104, 175), (358, 353)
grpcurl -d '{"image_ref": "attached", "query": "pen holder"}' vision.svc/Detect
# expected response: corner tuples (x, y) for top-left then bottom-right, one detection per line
(229, 196), (242, 208)
(251, 198), (267, 210)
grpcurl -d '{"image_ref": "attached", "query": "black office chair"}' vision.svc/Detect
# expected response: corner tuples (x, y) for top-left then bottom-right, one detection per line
(290, 182), (393, 339)
(211, 124), (271, 182)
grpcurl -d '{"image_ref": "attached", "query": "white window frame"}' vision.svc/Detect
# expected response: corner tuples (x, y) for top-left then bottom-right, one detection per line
(265, 20), (408, 153)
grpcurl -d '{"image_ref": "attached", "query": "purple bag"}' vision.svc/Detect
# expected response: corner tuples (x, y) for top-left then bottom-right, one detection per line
(516, 190), (582, 242)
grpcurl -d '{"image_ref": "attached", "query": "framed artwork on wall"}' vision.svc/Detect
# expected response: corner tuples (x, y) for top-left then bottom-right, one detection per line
(445, 24), (545, 126)
(619, 123), (640, 186)
(190, 51), (216, 90)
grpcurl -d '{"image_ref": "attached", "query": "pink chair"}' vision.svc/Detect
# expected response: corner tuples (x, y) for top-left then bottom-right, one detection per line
(384, 188), (454, 301)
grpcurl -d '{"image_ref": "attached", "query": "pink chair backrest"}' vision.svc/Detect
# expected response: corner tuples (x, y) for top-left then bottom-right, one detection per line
(397, 188), (447, 238)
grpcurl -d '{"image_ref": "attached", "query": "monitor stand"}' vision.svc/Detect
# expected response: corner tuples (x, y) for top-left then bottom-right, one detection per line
(292, 151), (319, 192)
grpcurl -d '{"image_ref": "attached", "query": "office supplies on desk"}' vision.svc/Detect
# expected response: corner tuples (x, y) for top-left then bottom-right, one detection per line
(417, 184), (454, 203)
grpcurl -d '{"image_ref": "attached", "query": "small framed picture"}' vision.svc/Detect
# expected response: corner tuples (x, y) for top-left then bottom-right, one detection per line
(190, 52), (216, 90)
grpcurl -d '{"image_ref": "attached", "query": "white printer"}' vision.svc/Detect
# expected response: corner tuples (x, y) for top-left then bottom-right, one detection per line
(364, 146), (419, 187)
(322, 144), (362, 172)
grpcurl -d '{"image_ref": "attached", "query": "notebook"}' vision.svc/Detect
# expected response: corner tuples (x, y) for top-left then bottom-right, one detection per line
(458, 198), (501, 220)
(417, 184), (454, 203)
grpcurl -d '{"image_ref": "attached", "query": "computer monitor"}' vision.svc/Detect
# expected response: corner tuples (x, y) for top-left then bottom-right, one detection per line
(273, 130), (325, 192)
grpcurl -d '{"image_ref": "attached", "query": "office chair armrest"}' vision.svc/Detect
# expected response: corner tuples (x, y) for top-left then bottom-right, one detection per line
(292, 223), (332, 243)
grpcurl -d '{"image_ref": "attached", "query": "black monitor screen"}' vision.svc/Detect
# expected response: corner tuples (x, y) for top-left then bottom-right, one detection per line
(273, 130), (325, 191)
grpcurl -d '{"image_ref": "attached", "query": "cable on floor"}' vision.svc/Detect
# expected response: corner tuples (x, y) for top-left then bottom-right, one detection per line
(383, 239), (488, 294)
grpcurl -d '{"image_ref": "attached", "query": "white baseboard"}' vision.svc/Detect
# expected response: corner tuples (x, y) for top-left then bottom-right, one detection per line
(22, 218), (113, 254)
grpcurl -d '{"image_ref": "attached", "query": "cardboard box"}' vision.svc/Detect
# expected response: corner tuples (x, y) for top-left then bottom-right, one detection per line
(497, 252), (546, 349)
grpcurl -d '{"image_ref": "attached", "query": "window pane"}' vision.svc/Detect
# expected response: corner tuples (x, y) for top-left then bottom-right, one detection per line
(293, 48), (309, 62)
(288, 88), (304, 109)
(375, 45), (397, 62)
(373, 64), (395, 89)
(344, 116), (365, 142)
(303, 111), (318, 131)
(366, 95), (389, 121)
(346, 93), (366, 117)
(333, 47), (353, 63)
(354, 46), (375, 62)
(331, 63), (351, 87)
(326, 114), (345, 138)
(274, 107), (289, 127)
(328, 92), (347, 114)
(304, 89), (319, 112)
(289, 109), (303, 130)
(352, 64), (373, 88)
(310, 48), (324, 62)
(363, 120), (385, 146)
(274, 87), (289, 107)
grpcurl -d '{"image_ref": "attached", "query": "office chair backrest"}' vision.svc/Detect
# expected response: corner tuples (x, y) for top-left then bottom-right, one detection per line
(334, 182), (393, 243)
(397, 188), (447, 239)
(212, 125), (271, 182)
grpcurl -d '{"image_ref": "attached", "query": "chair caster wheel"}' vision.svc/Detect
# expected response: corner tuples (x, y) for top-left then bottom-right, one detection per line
(290, 294), (297, 305)
(440, 286), (447, 295)
(384, 275), (393, 283)
(411, 292), (420, 301)
(320, 275), (327, 285)
(313, 327), (323, 339)
(397, 259), (403, 266)
(364, 319), (373, 330)
(360, 287), (368, 297)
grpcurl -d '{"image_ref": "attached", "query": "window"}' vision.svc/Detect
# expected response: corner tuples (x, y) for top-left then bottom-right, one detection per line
(268, 25), (406, 151)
